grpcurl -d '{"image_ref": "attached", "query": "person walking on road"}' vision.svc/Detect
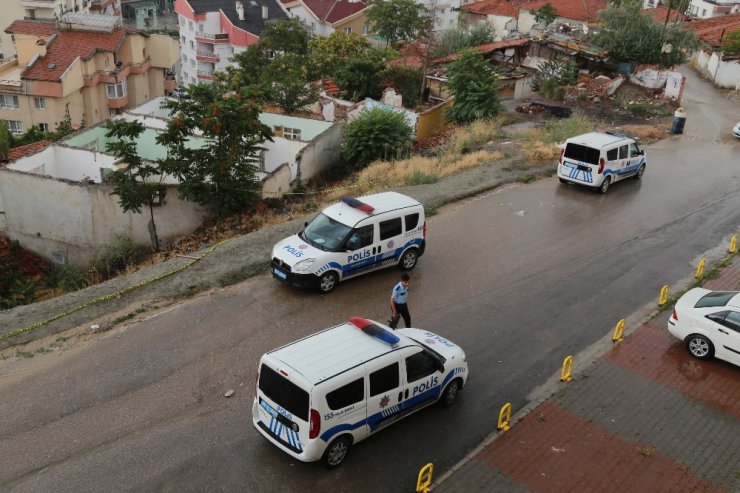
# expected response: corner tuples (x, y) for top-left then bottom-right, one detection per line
(390, 273), (411, 328)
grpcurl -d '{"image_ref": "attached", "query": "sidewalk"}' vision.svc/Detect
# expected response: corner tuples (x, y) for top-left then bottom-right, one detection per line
(434, 256), (740, 492)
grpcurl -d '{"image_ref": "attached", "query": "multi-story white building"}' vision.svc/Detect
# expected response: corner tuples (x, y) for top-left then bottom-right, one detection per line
(175, 0), (289, 87)
(688, 0), (740, 18)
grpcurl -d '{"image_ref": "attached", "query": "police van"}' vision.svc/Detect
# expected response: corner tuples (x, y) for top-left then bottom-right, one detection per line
(271, 192), (426, 293)
(252, 317), (468, 467)
(557, 131), (647, 194)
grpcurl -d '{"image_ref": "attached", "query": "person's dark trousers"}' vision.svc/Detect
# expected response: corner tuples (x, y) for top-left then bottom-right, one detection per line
(396, 303), (411, 327)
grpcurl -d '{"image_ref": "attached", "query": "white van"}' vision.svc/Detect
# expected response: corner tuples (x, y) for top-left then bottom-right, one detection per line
(252, 317), (468, 467)
(271, 192), (426, 293)
(557, 131), (647, 193)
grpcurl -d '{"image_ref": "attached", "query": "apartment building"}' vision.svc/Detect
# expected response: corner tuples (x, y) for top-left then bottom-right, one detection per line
(0, 13), (178, 135)
(281, 0), (370, 37)
(175, 0), (289, 87)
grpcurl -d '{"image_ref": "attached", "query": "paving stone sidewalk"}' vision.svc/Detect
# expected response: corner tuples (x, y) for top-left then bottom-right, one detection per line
(434, 259), (740, 493)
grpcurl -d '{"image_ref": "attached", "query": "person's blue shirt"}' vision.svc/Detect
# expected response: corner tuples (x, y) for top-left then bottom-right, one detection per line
(392, 282), (408, 304)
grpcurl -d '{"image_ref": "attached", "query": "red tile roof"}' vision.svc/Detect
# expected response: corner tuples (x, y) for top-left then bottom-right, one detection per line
(461, 0), (521, 18)
(8, 140), (52, 161)
(322, 78), (341, 95)
(432, 37), (530, 65)
(684, 13), (740, 47)
(7, 20), (127, 82)
(301, 0), (367, 23)
(462, 0), (606, 22)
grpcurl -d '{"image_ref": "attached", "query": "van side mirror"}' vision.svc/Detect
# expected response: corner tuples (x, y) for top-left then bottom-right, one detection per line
(435, 359), (445, 373)
(640, 150), (645, 155)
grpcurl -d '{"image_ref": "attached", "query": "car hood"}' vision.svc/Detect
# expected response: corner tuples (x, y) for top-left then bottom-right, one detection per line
(398, 328), (466, 361)
(272, 234), (324, 267)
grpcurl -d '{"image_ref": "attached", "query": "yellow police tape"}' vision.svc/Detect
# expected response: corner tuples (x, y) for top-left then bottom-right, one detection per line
(0, 239), (230, 343)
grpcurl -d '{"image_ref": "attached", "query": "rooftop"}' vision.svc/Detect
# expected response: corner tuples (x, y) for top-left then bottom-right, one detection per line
(184, 0), (288, 35)
(432, 37), (530, 65)
(461, 0), (606, 22)
(684, 12), (740, 47)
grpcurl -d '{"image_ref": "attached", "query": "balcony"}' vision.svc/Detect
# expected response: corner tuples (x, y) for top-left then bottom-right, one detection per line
(89, 0), (116, 11)
(194, 32), (230, 44)
(107, 94), (129, 109)
(164, 76), (177, 91)
(196, 50), (220, 62)
(21, 0), (56, 8)
(196, 70), (214, 80)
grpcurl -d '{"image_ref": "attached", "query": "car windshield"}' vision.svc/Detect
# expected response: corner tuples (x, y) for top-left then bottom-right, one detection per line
(695, 291), (737, 308)
(299, 213), (352, 252)
(564, 143), (600, 165)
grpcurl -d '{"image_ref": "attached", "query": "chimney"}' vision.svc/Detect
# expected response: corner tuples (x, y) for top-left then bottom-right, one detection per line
(235, 1), (245, 20)
(262, 5), (269, 19)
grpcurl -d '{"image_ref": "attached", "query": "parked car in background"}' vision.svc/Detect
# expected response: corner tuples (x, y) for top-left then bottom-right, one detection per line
(667, 288), (740, 367)
(733, 122), (740, 139)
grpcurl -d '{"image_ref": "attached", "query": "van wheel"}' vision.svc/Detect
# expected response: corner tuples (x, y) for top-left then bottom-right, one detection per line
(323, 435), (352, 468)
(634, 163), (646, 180)
(558, 178), (567, 184)
(599, 177), (611, 194)
(439, 379), (460, 407)
(399, 249), (418, 271)
(317, 272), (338, 294)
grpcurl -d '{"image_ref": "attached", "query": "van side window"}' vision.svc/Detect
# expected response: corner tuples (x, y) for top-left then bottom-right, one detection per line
(405, 351), (438, 383)
(345, 225), (374, 250)
(629, 143), (641, 157)
(405, 213), (420, 231)
(618, 145), (628, 159)
(379, 218), (402, 240)
(606, 148), (618, 161)
(370, 363), (399, 396)
(326, 378), (364, 410)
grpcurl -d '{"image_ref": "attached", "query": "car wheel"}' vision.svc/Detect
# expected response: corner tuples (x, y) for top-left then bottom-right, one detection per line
(599, 177), (611, 194)
(634, 163), (646, 180)
(558, 177), (567, 184)
(317, 271), (338, 294)
(686, 334), (714, 360)
(399, 249), (418, 271)
(439, 379), (460, 407)
(323, 435), (352, 468)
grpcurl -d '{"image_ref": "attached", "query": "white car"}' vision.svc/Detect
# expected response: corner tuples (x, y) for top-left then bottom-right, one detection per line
(667, 288), (740, 367)
(733, 122), (740, 139)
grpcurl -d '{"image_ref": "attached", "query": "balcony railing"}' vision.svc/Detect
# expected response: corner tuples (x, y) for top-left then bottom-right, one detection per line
(195, 32), (230, 43)
(196, 50), (220, 61)
(196, 70), (214, 80)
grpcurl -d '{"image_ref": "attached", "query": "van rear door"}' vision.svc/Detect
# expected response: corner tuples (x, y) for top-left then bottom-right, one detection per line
(562, 143), (600, 184)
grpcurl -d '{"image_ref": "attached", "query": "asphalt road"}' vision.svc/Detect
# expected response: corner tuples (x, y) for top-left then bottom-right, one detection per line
(0, 68), (738, 492)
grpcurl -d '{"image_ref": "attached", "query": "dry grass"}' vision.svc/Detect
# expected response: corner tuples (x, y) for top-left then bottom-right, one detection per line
(520, 141), (560, 162)
(618, 124), (668, 143)
(444, 118), (506, 156)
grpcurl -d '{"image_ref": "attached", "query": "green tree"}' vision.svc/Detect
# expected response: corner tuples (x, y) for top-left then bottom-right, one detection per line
(263, 53), (318, 114)
(0, 124), (10, 161)
(722, 29), (740, 55)
(533, 3), (557, 28)
(307, 31), (378, 79)
(259, 18), (309, 55)
(592, 4), (699, 67)
(341, 107), (413, 169)
(378, 65), (424, 108)
(445, 50), (502, 123)
(367, 0), (430, 50)
(158, 82), (272, 216)
(334, 58), (384, 101)
(104, 119), (164, 252)
(433, 22), (495, 57)
(532, 59), (576, 99)
(223, 45), (272, 89)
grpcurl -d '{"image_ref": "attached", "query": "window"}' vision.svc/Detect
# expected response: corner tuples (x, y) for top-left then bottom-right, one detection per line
(0, 94), (19, 109)
(379, 218), (402, 240)
(326, 378), (364, 410)
(5, 120), (22, 134)
(38, 123), (49, 132)
(405, 351), (439, 383)
(723, 311), (740, 333)
(618, 145), (628, 159)
(258, 364), (309, 421)
(282, 127), (301, 140)
(564, 143), (599, 165)
(34, 97), (45, 109)
(346, 225), (374, 250)
(189, 40), (194, 49)
(606, 148), (618, 161)
(189, 20), (194, 30)
(370, 363), (399, 396)
(629, 143), (642, 158)
(180, 35), (185, 44)
(405, 213), (420, 231)
(198, 23), (204, 32)
(363, 24), (369, 35)
(701, 8), (706, 16)
(696, 291), (737, 308)
(106, 79), (127, 99)
(344, 27), (352, 34)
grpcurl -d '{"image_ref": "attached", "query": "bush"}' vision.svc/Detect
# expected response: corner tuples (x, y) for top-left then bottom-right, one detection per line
(445, 51), (502, 123)
(341, 108), (414, 169)
(378, 66), (424, 109)
(92, 234), (146, 280)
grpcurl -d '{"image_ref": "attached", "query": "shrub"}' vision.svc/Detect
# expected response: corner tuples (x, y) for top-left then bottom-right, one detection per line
(445, 50), (502, 123)
(341, 108), (414, 169)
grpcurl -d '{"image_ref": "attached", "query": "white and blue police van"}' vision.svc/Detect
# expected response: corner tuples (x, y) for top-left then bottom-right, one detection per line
(271, 192), (426, 293)
(557, 131), (647, 194)
(252, 317), (468, 467)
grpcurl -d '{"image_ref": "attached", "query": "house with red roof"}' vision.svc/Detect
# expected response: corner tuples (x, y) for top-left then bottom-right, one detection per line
(684, 13), (740, 89)
(281, 0), (370, 38)
(0, 13), (179, 136)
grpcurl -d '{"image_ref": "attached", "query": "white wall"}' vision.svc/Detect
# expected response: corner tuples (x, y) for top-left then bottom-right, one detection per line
(484, 15), (517, 40)
(8, 147), (118, 183)
(295, 122), (343, 182)
(693, 50), (740, 89)
(518, 11), (587, 34)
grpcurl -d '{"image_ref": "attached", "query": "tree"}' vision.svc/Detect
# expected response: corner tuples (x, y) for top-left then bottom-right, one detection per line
(259, 18), (309, 55)
(533, 2), (557, 28)
(0, 124), (10, 161)
(341, 107), (413, 168)
(722, 29), (740, 55)
(378, 65), (424, 108)
(591, 4), (699, 67)
(307, 31), (378, 79)
(263, 53), (318, 114)
(445, 50), (502, 123)
(157, 82), (272, 216)
(367, 0), (430, 50)
(532, 59), (576, 99)
(433, 22), (495, 57)
(224, 45), (272, 89)
(334, 58), (384, 101)
(104, 119), (164, 252)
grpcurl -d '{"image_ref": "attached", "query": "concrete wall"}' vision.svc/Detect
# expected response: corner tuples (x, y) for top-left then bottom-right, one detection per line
(260, 162), (292, 198)
(693, 50), (740, 90)
(294, 121), (343, 182)
(416, 99), (452, 141)
(0, 168), (209, 267)
(7, 146), (118, 182)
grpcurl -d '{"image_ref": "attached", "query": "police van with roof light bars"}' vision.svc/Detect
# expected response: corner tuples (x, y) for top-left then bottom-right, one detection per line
(557, 131), (647, 194)
(271, 192), (426, 293)
(252, 317), (468, 467)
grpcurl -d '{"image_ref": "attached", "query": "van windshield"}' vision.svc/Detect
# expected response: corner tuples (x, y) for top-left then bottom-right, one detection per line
(300, 213), (352, 252)
(259, 364), (309, 421)
(564, 143), (601, 165)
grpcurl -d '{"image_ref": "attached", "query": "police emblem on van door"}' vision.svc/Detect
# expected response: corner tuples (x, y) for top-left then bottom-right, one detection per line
(379, 395), (390, 408)
(386, 240), (394, 249)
